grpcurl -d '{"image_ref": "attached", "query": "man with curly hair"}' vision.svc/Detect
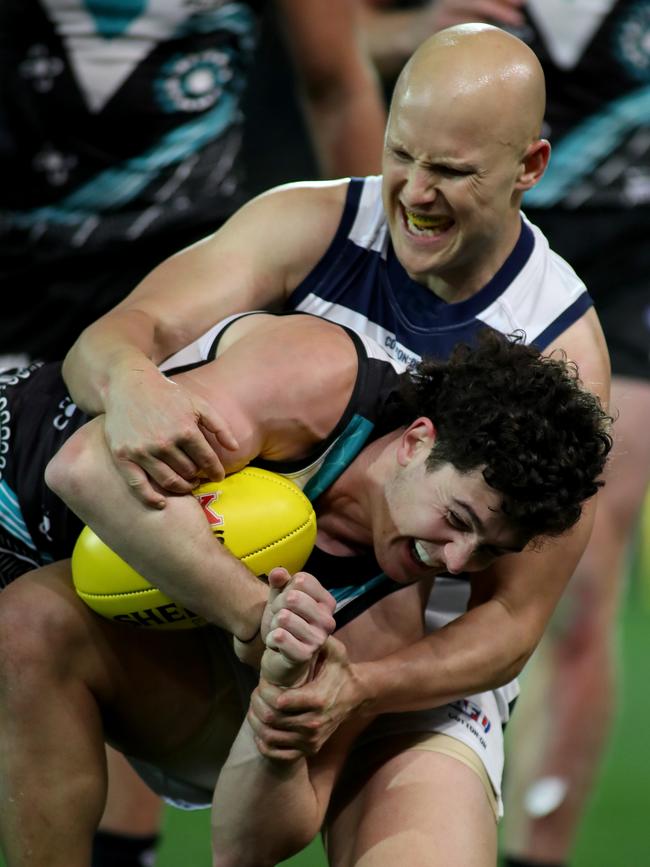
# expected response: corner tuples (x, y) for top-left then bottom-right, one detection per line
(0, 312), (610, 866)
(8, 23), (612, 866)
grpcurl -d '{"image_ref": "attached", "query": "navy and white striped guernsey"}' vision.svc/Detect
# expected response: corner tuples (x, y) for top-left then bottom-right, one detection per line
(288, 175), (593, 368)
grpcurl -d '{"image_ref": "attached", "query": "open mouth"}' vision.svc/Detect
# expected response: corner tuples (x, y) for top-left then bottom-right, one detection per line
(403, 207), (454, 237)
(410, 539), (436, 568)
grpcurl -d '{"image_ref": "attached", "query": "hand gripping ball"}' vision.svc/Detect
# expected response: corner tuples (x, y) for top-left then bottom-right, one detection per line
(71, 467), (317, 630)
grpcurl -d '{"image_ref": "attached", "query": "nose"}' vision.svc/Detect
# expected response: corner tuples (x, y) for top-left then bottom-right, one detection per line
(402, 164), (437, 207)
(443, 539), (474, 574)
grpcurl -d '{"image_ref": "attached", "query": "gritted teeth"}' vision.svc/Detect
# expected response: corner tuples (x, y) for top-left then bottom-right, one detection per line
(412, 540), (435, 566)
(404, 208), (453, 233)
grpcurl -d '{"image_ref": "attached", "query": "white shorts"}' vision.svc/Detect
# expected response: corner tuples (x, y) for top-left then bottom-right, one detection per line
(354, 577), (520, 820)
(355, 687), (512, 819)
(127, 579), (519, 816)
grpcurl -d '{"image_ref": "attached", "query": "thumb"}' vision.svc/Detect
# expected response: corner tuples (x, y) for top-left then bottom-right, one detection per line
(194, 396), (239, 450)
(268, 566), (292, 601)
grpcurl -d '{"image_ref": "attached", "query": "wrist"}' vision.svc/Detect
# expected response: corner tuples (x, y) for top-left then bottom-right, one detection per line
(351, 660), (381, 718)
(233, 631), (265, 668)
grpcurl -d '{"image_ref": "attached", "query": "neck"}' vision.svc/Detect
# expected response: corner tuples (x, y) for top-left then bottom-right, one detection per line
(314, 436), (392, 554)
(419, 214), (522, 303)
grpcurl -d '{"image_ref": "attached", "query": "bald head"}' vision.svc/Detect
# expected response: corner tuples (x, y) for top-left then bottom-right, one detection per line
(392, 24), (546, 152)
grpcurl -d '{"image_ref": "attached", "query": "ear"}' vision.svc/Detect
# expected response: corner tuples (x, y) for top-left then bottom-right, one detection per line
(515, 139), (551, 191)
(396, 417), (436, 467)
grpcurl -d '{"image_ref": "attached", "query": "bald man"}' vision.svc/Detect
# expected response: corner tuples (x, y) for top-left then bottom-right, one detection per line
(60, 25), (610, 864)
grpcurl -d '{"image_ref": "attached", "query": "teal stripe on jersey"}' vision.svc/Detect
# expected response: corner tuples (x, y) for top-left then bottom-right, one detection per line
(525, 84), (650, 207)
(303, 415), (375, 502)
(176, 4), (256, 38)
(83, 0), (146, 38)
(0, 481), (36, 550)
(331, 572), (389, 611)
(7, 91), (237, 227)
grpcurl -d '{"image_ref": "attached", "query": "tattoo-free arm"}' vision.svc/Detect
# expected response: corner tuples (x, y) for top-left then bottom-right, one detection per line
(278, 0), (385, 177)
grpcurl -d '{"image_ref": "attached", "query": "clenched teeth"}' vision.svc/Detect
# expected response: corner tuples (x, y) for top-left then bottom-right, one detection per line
(413, 540), (435, 566)
(405, 209), (453, 234)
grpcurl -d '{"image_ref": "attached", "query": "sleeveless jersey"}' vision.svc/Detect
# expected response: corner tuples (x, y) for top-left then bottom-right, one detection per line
(0, 315), (407, 626)
(164, 312), (409, 628)
(517, 0), (650, 210)
(284, 174), (596, 710)
(287, 176), (593, 367)
(0, 0), (264, 257)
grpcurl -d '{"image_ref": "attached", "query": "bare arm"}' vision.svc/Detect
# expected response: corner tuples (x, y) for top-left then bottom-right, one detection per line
(278, 0), (385, 177)
(360, 0), (525, 78)
(46, 415), (267, 639)
(211, 569), (390, 867)
(61, 182), (347, 506)
(249, 312), (612, 749)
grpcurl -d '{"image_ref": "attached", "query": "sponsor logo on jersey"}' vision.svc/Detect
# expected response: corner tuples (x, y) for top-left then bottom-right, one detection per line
(450, 698), (492, 734)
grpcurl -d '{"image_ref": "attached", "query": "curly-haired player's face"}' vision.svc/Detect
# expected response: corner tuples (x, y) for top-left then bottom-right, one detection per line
(375, 420), (526, 584)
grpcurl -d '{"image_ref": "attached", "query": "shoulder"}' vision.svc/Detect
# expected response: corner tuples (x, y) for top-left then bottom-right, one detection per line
(544, 308), (611, 407)
(180, 314), (361, 457)
(227, 179), (353, 290)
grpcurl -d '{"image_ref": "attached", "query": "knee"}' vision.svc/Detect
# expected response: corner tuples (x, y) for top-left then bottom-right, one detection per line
(0, 569), (91, 698)
(212, 824), (316, 867)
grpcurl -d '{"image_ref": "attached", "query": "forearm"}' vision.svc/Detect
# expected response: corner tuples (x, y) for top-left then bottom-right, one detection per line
(353, 519), (596, 717)
(212, 719), (321, 867)
(281, 0), (385, 177)
(63, 308), (164, 415)
(301, 72), (385, 178)
(354, 596), (533, 717)
(46, 419), (266, 637)
(360, 5), (430, 78)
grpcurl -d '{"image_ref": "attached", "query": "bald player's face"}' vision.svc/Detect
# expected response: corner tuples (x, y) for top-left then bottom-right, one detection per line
(382, 88), (528, 293)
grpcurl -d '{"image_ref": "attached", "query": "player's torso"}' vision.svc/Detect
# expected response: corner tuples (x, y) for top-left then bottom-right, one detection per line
(517, 0), (650, 209)
(0, 0), (266, 249)
(286, 175), (593, 365)
(0, 363), (89, 568)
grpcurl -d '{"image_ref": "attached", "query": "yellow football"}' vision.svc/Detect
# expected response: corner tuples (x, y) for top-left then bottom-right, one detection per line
(71, 467), (317, 630)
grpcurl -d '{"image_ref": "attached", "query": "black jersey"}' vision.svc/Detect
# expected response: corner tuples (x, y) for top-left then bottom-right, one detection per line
(0, 318), (405, 619)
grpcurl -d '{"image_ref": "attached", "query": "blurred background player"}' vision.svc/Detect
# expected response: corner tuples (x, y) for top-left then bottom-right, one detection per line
(0, 2), (385, 865)
(358, 2), (650, 865)
(0, 0), (384, 364)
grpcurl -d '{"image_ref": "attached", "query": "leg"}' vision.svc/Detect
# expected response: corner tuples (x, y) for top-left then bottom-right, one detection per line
(93, 748), (164, 866)
(326, 735), (497, 867)
(502, 376), (650, 864)
(100, 748), (163, 836)
(0, 561), (220, 867)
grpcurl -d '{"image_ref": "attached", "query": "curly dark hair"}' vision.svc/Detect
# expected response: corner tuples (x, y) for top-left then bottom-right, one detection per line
(387, 330), (612, 541)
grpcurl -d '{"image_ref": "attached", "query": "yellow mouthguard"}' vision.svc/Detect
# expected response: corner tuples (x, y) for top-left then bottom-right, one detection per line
(406, 211), (450, 230)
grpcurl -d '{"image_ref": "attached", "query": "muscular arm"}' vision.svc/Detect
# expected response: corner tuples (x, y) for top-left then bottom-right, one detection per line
(349, 310), (612, 716)
(48, 315), (359, 638)
(251, 312), (612, 747)
(278, 0), (385, 177)
(61, 183), (347, 504)
(46, 415), (267, 639)
(212, 574), (426, 867)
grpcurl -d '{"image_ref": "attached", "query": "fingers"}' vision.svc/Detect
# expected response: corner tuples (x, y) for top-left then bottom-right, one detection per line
(268, 566), (293, 594)
(105, 383), (234, 501)
(266, 610), (327, 661)
(116, 460), (167, 509)
(270, 571), (336, 617)
(198, 401), (240, 452)
(248, 690), (323, 757)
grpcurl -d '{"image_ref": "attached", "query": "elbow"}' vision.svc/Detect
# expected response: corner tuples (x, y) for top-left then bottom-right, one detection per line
(504, 623), (539, 682)
(45, 426), (96, 513)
